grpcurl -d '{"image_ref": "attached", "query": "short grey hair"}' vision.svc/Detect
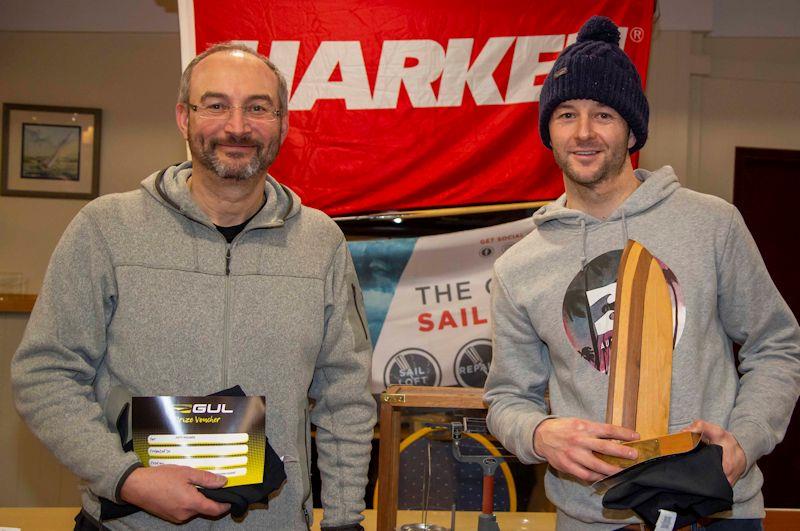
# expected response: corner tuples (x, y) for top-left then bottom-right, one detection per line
(178, 42), (289, 114)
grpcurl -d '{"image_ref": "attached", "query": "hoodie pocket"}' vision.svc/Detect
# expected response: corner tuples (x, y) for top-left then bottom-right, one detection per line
(282, 455), (312, 528)
(732, 463), (763, 504)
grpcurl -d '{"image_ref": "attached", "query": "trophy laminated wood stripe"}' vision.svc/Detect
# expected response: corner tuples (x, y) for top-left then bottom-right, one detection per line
(606, 241), (649, 429)
(605, 241), (634, 426)
(606, 240), (673, 440)
(636, 258), (674, 439)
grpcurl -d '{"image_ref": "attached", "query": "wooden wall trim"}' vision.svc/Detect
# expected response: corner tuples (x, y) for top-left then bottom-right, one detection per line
(0, 293), (36, 313)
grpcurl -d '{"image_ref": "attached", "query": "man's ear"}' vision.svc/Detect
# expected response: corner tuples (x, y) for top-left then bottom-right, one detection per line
(176, 103), (189, 140)
(628, 131), (636, 149)
(279, 114), (290, 144)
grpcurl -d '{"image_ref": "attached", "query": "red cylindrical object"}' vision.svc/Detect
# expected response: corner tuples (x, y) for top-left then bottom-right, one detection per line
(482, 475), (494, 515)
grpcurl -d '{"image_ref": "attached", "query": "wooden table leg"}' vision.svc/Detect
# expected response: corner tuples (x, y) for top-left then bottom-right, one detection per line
(377, 400), (401, 531)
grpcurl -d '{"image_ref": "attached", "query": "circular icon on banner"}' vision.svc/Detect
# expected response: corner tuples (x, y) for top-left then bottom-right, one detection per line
(480, 246), (494, 257)
(454, 339), (493, 387)
(384, 348), (441, 388)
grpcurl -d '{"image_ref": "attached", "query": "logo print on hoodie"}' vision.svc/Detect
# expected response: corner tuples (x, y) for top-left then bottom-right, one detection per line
(562, 249), (685, 374)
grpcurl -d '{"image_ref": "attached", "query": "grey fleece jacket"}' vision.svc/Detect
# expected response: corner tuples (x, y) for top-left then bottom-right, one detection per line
(485, 166), (800, 530)
(11, 162), (377, 530)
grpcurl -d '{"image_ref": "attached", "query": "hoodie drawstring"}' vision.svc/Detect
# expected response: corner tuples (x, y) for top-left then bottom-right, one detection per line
(580, 212), (630, 271)
(580, 219), (588, 271)
(621, 209), (630, 246)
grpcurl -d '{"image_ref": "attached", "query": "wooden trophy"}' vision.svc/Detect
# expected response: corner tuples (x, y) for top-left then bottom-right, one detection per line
(598, 240), (699, 469)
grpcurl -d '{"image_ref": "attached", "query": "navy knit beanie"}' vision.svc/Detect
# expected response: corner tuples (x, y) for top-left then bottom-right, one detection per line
(539, 16), (649, 153)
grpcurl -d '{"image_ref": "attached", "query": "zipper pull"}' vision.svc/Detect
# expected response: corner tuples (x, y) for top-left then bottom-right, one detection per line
(225, 246), (231, 276)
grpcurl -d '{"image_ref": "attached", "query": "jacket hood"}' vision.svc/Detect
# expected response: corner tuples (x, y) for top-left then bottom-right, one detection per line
(532, 165), (681, 229)
(141, 161), (301, 228)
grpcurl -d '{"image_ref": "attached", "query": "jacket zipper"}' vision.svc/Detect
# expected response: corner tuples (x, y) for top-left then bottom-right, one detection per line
(153, 195), (283, 389)
(222, 243), (232, 387)
(303, 407), (313, 528)
(282, 453), (312, 529)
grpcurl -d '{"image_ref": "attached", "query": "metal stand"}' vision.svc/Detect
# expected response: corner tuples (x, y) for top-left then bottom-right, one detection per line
(476, 514), (500, 531)
(451, 421), (502, 531)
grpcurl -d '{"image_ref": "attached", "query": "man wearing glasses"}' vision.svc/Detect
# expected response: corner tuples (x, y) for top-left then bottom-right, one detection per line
(12, 43), (375, 530)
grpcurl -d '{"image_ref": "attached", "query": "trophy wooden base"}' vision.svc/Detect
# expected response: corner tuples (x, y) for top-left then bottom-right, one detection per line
(596, 431), (701, 469)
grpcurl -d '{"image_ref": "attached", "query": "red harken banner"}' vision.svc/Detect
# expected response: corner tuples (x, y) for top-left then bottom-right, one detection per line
(184, 0), (654, 216)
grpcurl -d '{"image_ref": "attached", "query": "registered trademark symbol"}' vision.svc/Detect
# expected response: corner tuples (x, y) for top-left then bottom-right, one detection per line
(630, 27), (644, 43)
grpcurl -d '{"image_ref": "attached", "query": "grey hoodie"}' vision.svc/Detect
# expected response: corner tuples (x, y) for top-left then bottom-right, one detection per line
(485, 166), (800, 530)
(12, 162), (376, 530)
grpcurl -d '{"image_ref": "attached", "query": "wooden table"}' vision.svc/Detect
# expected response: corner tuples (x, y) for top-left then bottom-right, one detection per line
(2, 507), (798, 529)
(344, 510), (555, 530)
(0, 508), (556, 530)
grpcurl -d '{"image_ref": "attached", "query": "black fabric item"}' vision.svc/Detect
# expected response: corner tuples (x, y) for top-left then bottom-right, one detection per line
(98, 385), (286, 521)
(210, 384), (247, 397)
(602, 443), (733, 529)
(538, 15), (649, 153)
(321, 524), (365, 531)
(201, 440), (286, 517)
(216, 220), (249, 243)
(74, 509), (100, 531)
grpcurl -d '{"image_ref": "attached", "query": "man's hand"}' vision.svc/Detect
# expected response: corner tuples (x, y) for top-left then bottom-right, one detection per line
(533, 417), (640, 483)
(120, 465), (231, 523)
(682, 419), (747, 485)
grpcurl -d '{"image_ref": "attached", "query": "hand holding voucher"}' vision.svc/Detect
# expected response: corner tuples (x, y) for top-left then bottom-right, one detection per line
(120, 465), (230, 523)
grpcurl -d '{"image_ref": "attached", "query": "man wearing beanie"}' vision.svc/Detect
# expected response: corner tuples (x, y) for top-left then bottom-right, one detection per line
(484, 15), (800, 531)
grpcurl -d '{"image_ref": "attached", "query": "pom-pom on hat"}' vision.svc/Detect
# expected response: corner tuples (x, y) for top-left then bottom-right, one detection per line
(538, 15), (649, 153)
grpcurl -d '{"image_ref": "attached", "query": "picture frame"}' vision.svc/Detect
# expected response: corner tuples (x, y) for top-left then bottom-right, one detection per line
(1, 103), (101, 199)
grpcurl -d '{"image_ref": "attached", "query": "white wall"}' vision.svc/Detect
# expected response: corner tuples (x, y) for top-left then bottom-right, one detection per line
(640, 30), (800, 200)
(0, 31), (186, 293)
(0, 31), (186, 507)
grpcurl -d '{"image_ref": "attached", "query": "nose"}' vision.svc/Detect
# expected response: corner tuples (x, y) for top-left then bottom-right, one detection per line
(575, 114), (595, 141)
(223, 107), (251, 135)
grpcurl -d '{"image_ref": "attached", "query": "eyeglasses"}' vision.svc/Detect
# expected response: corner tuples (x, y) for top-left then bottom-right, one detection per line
(187, 102), (282, 122)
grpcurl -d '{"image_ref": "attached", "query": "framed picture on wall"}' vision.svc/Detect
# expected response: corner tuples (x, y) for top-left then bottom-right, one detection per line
(1, 103), (101, 199)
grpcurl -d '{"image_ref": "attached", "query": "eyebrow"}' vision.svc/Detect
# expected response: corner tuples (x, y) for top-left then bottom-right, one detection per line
(199, 92), (275, 104)
(555, 102), (614, 112)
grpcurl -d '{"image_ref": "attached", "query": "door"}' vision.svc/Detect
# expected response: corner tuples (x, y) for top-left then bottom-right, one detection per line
(733, 147), (800, 508)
